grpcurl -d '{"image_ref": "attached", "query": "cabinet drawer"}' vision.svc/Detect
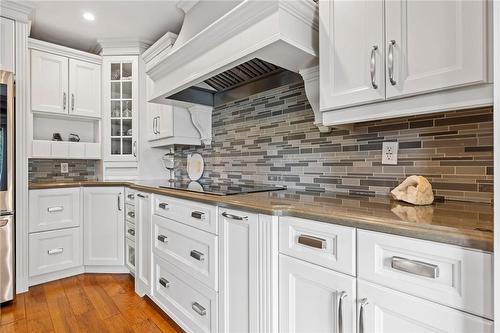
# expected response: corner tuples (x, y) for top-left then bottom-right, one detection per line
(125, 204), (135, 223)
(29, 227), (82, 277)
(358, 230), (493, 319)
(153, 214), (218, 290)
(153, 255), (218, 333)
(125, 188), (135, 205)
(153, 194), (217, 234)
(279, 216), (356, 275)
(29, 188), (81, 233)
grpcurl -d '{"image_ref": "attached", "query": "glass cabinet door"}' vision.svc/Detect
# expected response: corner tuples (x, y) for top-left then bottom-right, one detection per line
(105, 57), (138, 161)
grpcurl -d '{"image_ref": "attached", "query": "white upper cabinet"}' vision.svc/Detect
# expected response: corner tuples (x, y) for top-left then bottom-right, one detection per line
(69, 59), (101, 117)
(0, 17), (15, 73)
(31, 50), (69, 115)
(31, 47), (101, 118)
(319, 0), (385, 110)
(385, 0), (488, 98)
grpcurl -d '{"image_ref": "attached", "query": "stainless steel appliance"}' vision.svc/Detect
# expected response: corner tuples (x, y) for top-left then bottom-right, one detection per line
(0, 71), (15, 303)
(159, 181), (284, 196)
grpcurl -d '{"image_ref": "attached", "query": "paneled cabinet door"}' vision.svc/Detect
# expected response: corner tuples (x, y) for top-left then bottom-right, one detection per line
(147, 103), (159, 141)
(385, 0), (488, 98)
(69, 59), (101, 118)
(279, 255), (356, 333)
(0, 17), (15, 73)
(219, 208), (259, 333)
(31, 50), (69, 114)
(135, 192), (151, 296)
(83, 187), (124, 266)
(357, 280), (493, 333)
(319, 0), (385, 111)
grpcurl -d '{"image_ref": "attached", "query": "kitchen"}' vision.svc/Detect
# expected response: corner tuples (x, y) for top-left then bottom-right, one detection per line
(0, 0), (498, 332)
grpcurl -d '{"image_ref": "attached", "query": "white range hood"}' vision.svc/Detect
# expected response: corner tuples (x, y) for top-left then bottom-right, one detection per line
(144, 0), (324, 130)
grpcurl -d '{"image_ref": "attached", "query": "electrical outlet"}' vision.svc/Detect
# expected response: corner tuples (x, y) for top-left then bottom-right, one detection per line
(60, 163), (69, 173)
(382, 141), (398, 165)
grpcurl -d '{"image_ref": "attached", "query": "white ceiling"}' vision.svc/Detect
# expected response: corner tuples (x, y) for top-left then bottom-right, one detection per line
(29, 1), (185, 53)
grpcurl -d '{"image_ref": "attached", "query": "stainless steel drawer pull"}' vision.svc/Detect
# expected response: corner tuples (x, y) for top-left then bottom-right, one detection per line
(191, 211), (205, 220)
(338, 291), (347, 333)
(191, 302), (206, 316)
(190, 250), (205, 262)
(391, 256), (439, 279)
(158, 202), (169, 210)
(370, 45), (378, 89)
(359, 298), (369, 333)
(159, 277), (170, 288)
(137, 193), (147, 198)
(221, 212), (247, 221)
(127, 193), (134, 200)
(127, 211), (135, 218)
(388, 39), (397, 86)
(127, 229), (135, 236)
(157, 235), (168, 243)
(297, 234), (327, 249)
(47, 248), (63, 255)
(47, 206), (64, 213)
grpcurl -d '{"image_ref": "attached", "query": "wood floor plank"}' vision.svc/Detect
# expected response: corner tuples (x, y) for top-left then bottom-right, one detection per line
(60, 275), (94, 316)
(81, 274), (120, 320)
(0, 294), (26, 325)
(3, 274), (183, 333)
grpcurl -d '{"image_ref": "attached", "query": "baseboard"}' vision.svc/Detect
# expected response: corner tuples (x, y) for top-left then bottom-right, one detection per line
(84, 265), (129, 273)
(28, 266), (85, 286)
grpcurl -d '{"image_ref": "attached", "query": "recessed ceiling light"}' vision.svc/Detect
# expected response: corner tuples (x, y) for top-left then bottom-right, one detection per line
(83, 12), (95, 21)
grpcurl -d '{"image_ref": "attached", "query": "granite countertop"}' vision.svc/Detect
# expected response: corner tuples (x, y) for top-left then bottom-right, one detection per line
(29, 180), (494, 252)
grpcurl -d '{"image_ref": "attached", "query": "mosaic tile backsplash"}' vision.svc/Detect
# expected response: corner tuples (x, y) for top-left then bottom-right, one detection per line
(175, 82), (493, 203)
(29, 159), (98, 183)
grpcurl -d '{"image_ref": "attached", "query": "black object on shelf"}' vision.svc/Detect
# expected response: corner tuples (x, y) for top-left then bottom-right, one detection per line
(52, 133), (62, 141)
(68, 133), (80, 142)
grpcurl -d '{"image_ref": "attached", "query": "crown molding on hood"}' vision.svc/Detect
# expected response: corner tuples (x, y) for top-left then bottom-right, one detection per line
(96, 38), (152, 56)
(0, 1), (34, 23)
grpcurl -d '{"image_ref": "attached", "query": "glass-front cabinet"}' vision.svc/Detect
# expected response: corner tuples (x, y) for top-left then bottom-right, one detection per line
(103, 56), (138, 161)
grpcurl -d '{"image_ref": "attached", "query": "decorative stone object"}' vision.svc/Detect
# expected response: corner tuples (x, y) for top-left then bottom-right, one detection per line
(391, 204), (434, 224)
(391, 175), (434, 205)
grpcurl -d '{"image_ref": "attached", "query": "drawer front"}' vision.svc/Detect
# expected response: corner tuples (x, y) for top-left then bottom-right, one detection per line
(153, 214), (218, 290)
(153, 194), (217, 234)
(125, 189), (135, 205)
(125, 204), (135, 223)
(153, 255), (218, 333)
(279, 216), (356, 275)
(358, 230), (493, 319)
(29, 188), (81, 233)
(126, 238), (135, 273)
(126, 221), (135, 241)
(29, 227), (82, 277)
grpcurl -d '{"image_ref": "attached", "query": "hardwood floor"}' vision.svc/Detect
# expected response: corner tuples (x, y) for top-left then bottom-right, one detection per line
(0, 274), (184, 333)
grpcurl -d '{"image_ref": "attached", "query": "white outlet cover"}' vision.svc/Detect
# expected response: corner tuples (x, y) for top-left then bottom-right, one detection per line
(61, 163), (69, 173)
(382, 141), (398, 165)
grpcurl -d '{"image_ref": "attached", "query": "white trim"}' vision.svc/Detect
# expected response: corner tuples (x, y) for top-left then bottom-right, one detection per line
(322, 84), (493, 126)
(28, 266), (85, 287)
(96, 38), (152, 56)
(15, 20), (30, 294)
(84, 265), (129, 274)
(187, 104), (213, 146)
(176, 0), (199, 14)
(28, 38), (102, 64)
(142, 32), (178, 65)
(0, 1), (34, 23)
(493, 0), (499, 330)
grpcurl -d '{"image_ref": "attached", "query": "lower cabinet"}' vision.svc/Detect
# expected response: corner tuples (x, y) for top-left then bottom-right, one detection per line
(135, 191), (151, 296)
(218, 208), (259, 333)
(83, 187), (125, 267)
(357, 280), (494, 333)
(279, 255), (356, 333)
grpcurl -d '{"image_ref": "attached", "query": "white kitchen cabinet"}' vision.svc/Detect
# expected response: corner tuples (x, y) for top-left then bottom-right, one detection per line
(385, 0), (488, 99)
(319, 0), (385, 110)
(319, 0), (491, 122)
(69, 58), (101, 117)
(31, 50), (69, 114)
(29, 188), (80, 233)
(135, 192), (151, 296)
(0, 17), (15, 72)
(279, 255), (356, 333)
(31, 48), (101, 118)
(218, 208), (259, 333)
(83, 187), (125, 267)
(357, 280), (493, 333)
(102, 56), (139, 161)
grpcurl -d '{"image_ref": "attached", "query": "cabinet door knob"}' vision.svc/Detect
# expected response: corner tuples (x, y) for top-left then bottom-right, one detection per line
(47, 248), (63, 255)
(157, 234), (168, 243)
(190, 250), (205, 262)
(191, 211), (205, 220)
(191, 302), (206, 316)
(159, 277), (170, 288)
(158, 202), (169, 210)
(47, 206), (64, 213)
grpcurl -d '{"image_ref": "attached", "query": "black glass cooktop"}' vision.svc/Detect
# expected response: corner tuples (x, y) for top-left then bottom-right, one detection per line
(158, 181), (285, 196)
